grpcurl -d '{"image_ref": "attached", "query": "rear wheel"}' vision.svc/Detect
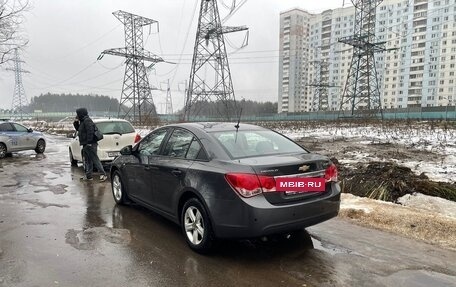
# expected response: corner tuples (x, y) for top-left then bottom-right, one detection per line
(35, 139), (46, 154)
(111, 170), (129, 205)
(69, 149), (78, 166)
(181, 198), (214, 253)
(0, 143), (6, 159)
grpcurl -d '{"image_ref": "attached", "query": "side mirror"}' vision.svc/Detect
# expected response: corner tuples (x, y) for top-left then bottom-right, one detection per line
(27, 128), (33, 133)
(120, 145), (133, 156)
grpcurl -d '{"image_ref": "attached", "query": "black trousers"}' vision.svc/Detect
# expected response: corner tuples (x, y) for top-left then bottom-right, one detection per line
(82, 144), (106, 178)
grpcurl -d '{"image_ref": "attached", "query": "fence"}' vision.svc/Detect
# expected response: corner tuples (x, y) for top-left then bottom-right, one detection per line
(0, 106), (455, 123)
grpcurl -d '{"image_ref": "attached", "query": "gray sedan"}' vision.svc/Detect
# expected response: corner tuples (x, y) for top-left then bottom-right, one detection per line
(0, 121), (46, 159)
(110, 122), (340, 253)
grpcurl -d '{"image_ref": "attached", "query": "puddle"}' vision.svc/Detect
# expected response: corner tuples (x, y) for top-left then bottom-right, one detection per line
(65, 227), (131, 250)
(311, 236), (363, 257)
(24, 222), (50, 226)
(20, 199), (69, 209)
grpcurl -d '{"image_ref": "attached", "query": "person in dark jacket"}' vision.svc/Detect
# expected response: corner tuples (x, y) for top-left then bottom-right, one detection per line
(73, 108), (107, 181)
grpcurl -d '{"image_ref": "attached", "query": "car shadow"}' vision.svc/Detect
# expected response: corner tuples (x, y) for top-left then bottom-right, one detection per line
(111, 202), (315, 260)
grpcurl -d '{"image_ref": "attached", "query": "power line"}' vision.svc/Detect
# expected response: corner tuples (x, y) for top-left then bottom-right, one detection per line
(169, 0), (200, 87)
(54, 24), (122, 60)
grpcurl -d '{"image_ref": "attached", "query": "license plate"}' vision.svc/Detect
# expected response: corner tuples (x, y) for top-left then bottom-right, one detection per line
(108, 152), (120, 157)
(285, 190), (318, 195)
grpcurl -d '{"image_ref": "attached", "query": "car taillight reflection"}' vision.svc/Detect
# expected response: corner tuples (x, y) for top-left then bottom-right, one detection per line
(134, 134), (141, 143)
(324, 163), (338, 182)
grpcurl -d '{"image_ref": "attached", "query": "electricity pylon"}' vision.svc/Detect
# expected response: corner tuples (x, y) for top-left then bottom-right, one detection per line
(338, 0), (385, 118)
(6, 48), (29, 120)
(308, 59), (337, 111)
(184, 0), (248, 121)
(165, 79), (173, 115)
(98, 10), (164, 125)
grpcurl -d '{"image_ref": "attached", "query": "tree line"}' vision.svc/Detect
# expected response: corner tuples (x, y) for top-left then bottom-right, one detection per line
(26, 93), (120, 113)
(23, 94), (277, 116)
(179, 100), (277, 117)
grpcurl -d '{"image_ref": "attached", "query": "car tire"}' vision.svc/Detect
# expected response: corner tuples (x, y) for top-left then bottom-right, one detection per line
(111, 170), (129, 205)
(0, 143), (6, 159)
(69, 148), (78, 166)
(35, 139), (46, 154)
(181, 198), (214, 253)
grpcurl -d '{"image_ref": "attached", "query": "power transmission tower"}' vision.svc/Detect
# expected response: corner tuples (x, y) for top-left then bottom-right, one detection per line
(184, 0), (248, 121)
(98, 10), (164, 125)
(308, 58), (337, 111)
(6, 48), (29, 120)
(338, 0), (385, 118)
(164, 79), (173, 115)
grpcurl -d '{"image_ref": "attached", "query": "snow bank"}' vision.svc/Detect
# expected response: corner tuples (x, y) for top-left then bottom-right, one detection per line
(397, 193), (456, 219)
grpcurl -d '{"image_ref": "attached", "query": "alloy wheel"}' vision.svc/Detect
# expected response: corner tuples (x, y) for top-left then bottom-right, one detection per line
(112, 174), (122, 202)
(184, 206), (205, 245)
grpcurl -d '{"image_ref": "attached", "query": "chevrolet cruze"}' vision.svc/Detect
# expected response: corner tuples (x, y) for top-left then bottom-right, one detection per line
(110, 122), (340, 252)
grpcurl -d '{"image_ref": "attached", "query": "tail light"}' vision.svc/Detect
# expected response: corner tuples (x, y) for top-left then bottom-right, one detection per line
(324, 163), (338, 182)
(134, 133), (141, 143)
(225, 173), (276, 198)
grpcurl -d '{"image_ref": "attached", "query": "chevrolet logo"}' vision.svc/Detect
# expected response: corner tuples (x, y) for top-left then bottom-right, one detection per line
(298, 165), (310, 172)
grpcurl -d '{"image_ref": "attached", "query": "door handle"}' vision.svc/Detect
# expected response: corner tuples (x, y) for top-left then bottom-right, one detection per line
(144, 165), (158, 171)
(171, 169), (182, 177)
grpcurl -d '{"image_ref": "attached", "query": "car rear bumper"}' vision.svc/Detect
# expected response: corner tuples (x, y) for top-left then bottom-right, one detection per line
(98, 150), (121, 162)
(209, 183), (341, 239)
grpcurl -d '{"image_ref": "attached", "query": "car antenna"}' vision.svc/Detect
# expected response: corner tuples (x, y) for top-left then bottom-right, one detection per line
(234, 101), (244, 143)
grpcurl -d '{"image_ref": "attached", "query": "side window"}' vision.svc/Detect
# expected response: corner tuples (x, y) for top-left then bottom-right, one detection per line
(138, 129), (168, 156)
(186, 139), (203, 160)
(0, 123), (14, 132)
(162, 129), (201, 159)
(12, 123), (28, 132)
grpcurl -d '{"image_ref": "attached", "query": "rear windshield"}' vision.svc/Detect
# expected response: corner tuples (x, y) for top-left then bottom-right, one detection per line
(96, 121), (135, 135)
(211, 130), (306, 159)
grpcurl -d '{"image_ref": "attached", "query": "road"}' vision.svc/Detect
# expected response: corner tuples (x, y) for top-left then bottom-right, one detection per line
(0, 134), (455, 287)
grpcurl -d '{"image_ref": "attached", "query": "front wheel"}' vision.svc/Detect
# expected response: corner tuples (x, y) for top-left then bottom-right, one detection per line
(111, 170), (129, 205)
(35, 139), (46, 154)
(0, 143), (6, 159)
(181, 198), (214, 253)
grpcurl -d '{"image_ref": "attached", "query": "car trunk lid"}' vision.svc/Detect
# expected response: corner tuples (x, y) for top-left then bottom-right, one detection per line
(237, 153), (332, 204)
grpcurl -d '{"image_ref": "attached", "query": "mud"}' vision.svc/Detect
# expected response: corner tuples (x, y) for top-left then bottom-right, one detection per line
(337, 161), (456, 202)
(297, 138), (456, 202)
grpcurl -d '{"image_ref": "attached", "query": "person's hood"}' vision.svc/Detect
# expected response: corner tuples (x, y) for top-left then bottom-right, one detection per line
(76, 108), (88, 120)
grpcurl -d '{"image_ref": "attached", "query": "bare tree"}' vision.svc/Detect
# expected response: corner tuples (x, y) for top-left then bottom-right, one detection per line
(0, 0), (29, 65)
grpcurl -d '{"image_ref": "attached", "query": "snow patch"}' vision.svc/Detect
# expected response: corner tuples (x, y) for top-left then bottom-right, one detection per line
(397, 193), (456, 219)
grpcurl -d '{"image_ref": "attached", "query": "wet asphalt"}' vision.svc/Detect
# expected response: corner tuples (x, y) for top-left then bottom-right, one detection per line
(0, 134), (455, 287)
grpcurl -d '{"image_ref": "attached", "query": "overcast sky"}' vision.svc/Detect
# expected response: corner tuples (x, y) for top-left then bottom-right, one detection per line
(0, 0), (343, 112)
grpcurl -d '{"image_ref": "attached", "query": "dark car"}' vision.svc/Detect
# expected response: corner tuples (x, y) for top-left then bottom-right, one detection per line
(110, 122), (340, 252)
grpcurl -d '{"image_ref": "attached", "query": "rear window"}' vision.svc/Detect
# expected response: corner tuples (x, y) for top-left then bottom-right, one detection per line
(96, 121), (135, 135)
(211, 130), (306, 159)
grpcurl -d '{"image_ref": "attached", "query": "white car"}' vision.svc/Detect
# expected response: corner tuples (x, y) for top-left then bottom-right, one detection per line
(68, 118), (140, 167)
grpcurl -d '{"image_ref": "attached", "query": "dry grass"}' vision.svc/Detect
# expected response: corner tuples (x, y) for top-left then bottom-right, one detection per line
(339, 194), (456, 250)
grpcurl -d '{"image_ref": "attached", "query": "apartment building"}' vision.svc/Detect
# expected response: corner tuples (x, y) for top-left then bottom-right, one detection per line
(278, 0), (456, 113)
